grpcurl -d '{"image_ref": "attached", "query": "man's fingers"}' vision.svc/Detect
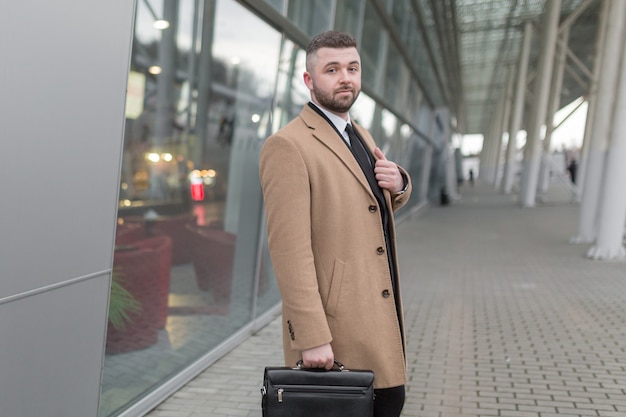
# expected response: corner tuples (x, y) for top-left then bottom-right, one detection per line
(374, 147), (386, 160)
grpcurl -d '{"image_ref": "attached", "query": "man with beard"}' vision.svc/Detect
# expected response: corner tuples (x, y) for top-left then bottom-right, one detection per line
(259, 31), (412, 417)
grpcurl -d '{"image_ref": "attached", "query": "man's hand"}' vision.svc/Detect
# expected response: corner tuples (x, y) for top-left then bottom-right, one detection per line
(301, 343), (334, 370)
(374, 148), (404, 192)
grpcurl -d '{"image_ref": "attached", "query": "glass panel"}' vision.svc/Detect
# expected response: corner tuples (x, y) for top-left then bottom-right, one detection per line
(351, 92), (376, 131)
(392, 0), (411, 41)
(101, 0), (282, 415)
(265, 0), (286, 14)
(387, 122), (410, 168)
(381, 109), (397, 149)
(414, 0), (444, 106)
(334, 0), (363, 36)
(361, 2), (386, 93)
(401, 135), (427, 212)
(384, 42), (405, 108)
(407, 80), (423, 124)
(273, 38), (308, 130)
(254, 230), (281, 315)
(286, 0), (333, 37)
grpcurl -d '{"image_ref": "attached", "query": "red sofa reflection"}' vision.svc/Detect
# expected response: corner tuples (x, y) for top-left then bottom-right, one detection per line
(119, 213), (197, 265)
(133, 236), (172, 328)
(186, 223), (236, 307)
(106, 235), (172, 354)
(115, 222), (144, 245)
(149, 214), (197, 265)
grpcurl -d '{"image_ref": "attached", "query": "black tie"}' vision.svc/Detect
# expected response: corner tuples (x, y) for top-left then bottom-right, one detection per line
(345, 123), (385, 208)
(345, 123), (372, 169)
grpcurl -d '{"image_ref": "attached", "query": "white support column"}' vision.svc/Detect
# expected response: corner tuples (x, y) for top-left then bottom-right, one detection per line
(502, 21), (533, 194)
(496, 66), (516, 188)
(539, 26), (570, 196)
(576, 0), (610, 203)
(420, 144), (433, 203)
(573, 0), (625, 243)
(520, 0), (561, 207)
(478, 110), (497, 182)
(481, 95), (504, 184)
(587, 5), (626, 260)
(494, 83), (510, 186)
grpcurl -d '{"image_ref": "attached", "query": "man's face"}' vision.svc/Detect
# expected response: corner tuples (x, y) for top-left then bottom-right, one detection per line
(304, 47), (361, 117)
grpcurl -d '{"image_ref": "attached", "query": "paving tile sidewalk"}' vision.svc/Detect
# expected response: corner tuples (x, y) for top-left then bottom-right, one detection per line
(148, 183), (626, 417)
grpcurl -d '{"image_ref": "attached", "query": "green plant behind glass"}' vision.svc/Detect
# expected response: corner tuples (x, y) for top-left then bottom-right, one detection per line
(108, 269), (142, 330)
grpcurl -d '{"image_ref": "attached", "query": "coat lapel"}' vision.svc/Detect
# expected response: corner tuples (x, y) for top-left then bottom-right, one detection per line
(299, 106), (374, 197)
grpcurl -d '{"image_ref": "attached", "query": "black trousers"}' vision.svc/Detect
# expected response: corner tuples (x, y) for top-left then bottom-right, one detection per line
(373, 385), (405, 417)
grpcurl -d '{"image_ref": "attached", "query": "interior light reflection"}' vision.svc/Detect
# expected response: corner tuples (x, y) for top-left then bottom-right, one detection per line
(153, 20), (170, 30)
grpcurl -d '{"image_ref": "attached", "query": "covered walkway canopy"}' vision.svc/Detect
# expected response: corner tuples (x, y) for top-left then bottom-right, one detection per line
(419, 0), (624, 260)
(424, 0), (598, 135)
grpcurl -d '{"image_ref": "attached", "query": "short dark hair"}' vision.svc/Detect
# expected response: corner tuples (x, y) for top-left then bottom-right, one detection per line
(306, 31), (358, 56)
(305, 31), (358, 70)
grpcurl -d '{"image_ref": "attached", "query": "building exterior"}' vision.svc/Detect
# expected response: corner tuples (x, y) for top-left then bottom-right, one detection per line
(3, 0), (623, 416)
(1, 1), (451, 417)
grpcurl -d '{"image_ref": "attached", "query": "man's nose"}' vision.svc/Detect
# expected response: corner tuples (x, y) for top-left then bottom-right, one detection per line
(338, 69), (352, 82)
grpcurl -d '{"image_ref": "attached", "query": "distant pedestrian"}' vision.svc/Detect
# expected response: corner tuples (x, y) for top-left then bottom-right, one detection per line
(469, 169), (474, 186)
(567, 159), (578, 184)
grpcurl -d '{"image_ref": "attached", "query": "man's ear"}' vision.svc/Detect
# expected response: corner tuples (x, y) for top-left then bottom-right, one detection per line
(303, 71), (313, 90)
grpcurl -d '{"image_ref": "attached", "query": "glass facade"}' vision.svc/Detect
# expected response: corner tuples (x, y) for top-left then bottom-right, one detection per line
(102, 0), (445, 415)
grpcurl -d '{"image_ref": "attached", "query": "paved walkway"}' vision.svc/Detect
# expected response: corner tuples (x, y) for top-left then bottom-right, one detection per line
(147, 182), (626, 417)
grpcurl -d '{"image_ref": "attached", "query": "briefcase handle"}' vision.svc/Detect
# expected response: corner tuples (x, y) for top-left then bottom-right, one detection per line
(295, 359), (347, 371)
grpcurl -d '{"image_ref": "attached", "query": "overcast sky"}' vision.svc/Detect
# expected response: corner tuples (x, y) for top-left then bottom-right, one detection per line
(461, 97), (587, 156)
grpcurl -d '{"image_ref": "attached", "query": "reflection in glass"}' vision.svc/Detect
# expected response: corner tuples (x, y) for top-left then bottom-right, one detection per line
(287, 0), (333, 37)
(265, 0), (287, 15)
(392, 0), (412, 41)
(400, 136), (428, 216)
(361, 2), (386, 93)
(351, 93), (376, 131)
(407, 81), (423, 123)
(381, 109), (398, 143)
(274, 38), (308, 130)
(102, 0), (433, 414)
(334, 0), (364, 36)
(384, 42), (406, 109)
(101, 1), (281, 416)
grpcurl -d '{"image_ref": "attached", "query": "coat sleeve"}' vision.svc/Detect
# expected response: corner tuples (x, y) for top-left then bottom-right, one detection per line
(259, 134), (333, 352)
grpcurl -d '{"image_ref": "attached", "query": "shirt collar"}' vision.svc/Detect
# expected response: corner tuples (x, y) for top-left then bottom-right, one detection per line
(309, 101), (351, 134)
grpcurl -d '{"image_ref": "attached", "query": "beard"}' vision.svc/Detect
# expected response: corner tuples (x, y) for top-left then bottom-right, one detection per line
(312, 83), (360, 114)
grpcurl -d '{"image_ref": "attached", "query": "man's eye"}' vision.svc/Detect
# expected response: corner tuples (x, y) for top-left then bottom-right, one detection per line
(327, 68), (337, 73)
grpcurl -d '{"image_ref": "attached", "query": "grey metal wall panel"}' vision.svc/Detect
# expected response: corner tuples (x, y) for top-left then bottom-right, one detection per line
(0, 0), (135, 297)
(0, 275), (110, 417)
(0, 0), (134, 415)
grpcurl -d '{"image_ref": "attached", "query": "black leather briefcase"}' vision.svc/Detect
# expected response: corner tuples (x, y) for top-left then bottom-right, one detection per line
(261, 361), (374, 417)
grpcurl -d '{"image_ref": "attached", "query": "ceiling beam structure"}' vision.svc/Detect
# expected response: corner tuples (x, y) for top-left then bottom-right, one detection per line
(425, 0), (602, 135)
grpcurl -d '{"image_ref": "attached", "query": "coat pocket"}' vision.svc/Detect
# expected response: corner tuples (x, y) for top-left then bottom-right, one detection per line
(324, 259), (345, 318)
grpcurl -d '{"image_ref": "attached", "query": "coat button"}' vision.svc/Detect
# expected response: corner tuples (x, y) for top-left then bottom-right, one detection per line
(369, 205), (377, 213)
(376, 247), (385, 255)
(382, 289), (390, 298)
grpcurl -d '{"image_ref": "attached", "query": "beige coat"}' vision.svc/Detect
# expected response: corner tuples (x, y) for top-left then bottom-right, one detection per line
(259, 104), (412, 389)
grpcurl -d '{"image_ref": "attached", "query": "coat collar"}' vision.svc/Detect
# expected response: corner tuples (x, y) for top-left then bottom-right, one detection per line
(299, 104), (376, 196)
